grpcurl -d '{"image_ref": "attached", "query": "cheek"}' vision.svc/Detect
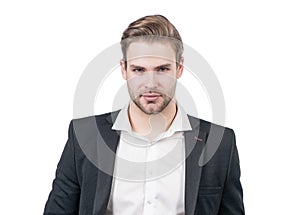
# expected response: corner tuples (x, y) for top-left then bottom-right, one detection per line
(158, 74), (177, 86)
(127, 76), (145, 90)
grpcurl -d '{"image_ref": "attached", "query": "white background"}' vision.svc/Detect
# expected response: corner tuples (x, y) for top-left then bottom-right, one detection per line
(1, 0), (299, 214)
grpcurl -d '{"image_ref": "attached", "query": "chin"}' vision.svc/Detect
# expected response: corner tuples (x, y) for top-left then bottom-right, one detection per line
(133, 97), (168, 115)
(142, 104), (165, 115)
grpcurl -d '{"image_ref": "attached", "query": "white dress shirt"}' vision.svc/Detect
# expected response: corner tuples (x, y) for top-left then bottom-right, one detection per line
(106, 104), (192, 215)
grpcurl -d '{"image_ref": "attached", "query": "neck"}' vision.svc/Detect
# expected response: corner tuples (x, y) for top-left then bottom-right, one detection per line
(128, 100), (177, 140)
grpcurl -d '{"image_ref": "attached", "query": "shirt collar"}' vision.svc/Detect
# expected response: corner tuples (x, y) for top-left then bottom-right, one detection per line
(112, 102), (192, 134)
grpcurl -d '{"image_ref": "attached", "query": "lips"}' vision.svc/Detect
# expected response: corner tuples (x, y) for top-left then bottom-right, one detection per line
(142, 93), (161, 102)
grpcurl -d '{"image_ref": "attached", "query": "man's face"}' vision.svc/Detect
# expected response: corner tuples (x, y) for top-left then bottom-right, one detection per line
(121, 41), (183, 115)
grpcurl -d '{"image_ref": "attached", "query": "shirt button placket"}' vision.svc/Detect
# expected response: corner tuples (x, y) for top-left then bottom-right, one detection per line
(143, 141), (156, 215)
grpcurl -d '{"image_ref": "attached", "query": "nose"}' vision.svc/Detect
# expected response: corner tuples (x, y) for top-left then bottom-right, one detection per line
(144, 71), (158, 89)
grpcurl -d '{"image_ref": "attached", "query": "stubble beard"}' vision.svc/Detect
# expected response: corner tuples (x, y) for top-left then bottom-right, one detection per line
(132, 94), (173, 115)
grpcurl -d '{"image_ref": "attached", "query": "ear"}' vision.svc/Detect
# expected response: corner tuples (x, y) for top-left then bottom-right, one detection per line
(176, 57), (184, 79)
(120, 60), (127, 80)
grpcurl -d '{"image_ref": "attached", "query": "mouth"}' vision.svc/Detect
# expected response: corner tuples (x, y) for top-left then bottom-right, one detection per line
(141, 93), (161, 102)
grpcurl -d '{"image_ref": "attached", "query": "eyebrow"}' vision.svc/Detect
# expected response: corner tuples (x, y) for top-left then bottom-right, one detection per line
(129, 64), (172, 69)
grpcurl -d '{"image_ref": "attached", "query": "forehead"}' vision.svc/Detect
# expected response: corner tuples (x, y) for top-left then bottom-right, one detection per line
(126, 41), (176, 64)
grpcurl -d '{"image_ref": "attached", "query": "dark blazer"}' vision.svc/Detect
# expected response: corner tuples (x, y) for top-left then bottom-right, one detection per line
(44, 111), (245, 215)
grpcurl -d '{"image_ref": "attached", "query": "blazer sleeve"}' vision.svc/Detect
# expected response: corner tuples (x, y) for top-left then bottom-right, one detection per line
(218, 129), (245, 215)
(44, 120), (80, 215)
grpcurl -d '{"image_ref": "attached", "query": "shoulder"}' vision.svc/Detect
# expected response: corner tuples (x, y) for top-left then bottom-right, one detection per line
(188, 116), (238, 167)
(188, 114), (235, 137)
(187, 115), (236, 160)
(71, 110), (121, 126)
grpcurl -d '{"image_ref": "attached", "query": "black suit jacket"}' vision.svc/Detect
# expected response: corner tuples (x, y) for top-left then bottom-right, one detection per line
(44, 111), (245, 215)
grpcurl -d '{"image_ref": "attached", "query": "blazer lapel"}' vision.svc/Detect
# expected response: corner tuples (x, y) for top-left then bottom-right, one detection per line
(184, 116), (208, 215)
(92, 112), (120, 214)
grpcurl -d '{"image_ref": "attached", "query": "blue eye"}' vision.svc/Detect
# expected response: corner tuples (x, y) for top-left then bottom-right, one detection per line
(133, 68), (144, 73)
(158, 67), (169, 72)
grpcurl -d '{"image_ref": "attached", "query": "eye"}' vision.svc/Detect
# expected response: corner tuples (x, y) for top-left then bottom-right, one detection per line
(158, 67), (169, 72)
(132, 68), (145, 73)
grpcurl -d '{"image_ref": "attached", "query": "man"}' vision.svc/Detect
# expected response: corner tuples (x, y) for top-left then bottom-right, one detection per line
(44, 15), (245, 215)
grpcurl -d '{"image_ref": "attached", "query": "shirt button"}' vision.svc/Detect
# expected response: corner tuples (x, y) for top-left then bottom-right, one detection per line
(147, 200), (152, 204)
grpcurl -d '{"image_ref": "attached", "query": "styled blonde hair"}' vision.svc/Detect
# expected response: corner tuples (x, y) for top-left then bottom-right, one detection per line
(121, 15), (183, 67)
